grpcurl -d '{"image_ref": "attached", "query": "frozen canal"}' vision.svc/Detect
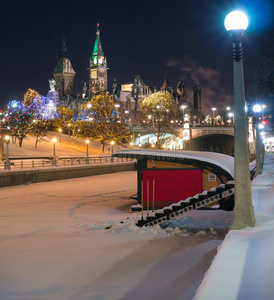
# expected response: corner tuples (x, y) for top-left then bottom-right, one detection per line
(0, 171), (231, 300)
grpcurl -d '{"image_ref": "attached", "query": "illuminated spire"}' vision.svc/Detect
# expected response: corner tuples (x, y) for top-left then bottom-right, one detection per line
(92, 23), (104, 62)
(60, 35), (68, 58)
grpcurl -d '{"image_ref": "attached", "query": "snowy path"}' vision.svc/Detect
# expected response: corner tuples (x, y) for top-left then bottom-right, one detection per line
(0, 171), (231, 300)
(194, 153), (274, 300)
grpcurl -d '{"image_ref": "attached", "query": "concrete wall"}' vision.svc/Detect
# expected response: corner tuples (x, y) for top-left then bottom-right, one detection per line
(0, 162), (136, 188)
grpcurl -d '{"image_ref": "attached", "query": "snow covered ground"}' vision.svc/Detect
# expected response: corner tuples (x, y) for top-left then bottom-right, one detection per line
(194, 153), (274, 300)
(0, 171), (231, 300)
(7, 133), (126, 158)
(1, 144), (274, 299)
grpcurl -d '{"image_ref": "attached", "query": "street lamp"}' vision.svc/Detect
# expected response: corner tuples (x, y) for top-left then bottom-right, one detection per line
(110, 140), (114, 155)
(180, 105), (187, 123)
(4, 135), (10, 170)
(228, 112), (234, 125)
(58, 128), (62, 143)
(225, 10), (256, 229)
(68, 123), (71, 138)
(212, 107), (216, 125)
(52, 138), (57, 166)
(85, 139), (89, 164)
(253, 104), (262, 176)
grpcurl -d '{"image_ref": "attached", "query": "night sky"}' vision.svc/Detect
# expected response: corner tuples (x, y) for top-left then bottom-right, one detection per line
(0, 0), (272, 115)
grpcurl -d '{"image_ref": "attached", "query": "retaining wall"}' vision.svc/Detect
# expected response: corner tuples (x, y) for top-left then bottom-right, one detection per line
(0, 162), (136, 188)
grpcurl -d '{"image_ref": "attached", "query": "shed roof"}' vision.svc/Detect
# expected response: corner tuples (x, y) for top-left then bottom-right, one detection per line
(113, 149), (235, 179)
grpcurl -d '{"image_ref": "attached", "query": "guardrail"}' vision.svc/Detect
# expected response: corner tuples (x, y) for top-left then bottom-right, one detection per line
(0, 156), (134, 171)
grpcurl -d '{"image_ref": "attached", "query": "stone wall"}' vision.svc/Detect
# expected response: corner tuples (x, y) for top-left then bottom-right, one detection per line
(0, 162), (136, 187)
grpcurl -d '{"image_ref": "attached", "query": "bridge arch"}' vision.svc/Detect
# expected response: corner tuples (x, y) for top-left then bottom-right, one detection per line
(188, 134), (234, 156)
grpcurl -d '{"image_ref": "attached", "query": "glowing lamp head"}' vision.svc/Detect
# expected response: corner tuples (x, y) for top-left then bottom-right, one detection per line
(52, 138), (57, 143)
(5, 135), (10, 142)
(225, 11), (248, 31)
(259, 124), (264, 129)
(85, 139), (89, 144)
(111, 141), (115, 145)
(253, 104), (262, 113)
(58, 128), (62, 133)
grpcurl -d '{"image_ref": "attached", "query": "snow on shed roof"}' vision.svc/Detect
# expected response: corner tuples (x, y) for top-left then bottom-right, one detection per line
(114, 149), (235, 178)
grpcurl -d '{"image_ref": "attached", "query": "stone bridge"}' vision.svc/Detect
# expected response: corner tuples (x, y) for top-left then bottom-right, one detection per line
(130, 124), (255, 155)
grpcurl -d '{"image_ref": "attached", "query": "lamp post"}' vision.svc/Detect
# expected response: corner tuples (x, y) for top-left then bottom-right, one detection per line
(68, 123), (71, 138)
(111, 140), (114, 162)
(253, 104), (262, 176)
(85, 139), (89, 164)
(52, 138), (57, 166)
(225, 10), (256, 229)
(228, 112), (234, 125)
(58, 128), (62, 144)
(4, 135), (10, 170)
(180, 105), (187, 124)
(111, 140), (114, 155)
(212, 107), (216, 125)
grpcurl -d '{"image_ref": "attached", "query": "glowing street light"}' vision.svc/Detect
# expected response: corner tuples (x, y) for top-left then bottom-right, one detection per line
(4, 135), (10, 170)
(52, 138), (57, 166)
(58, 128), (62, 143)
(180, 104), (187, 123)
(68, 123), (71, 138)
(110, 140), (115, 155)
(228, 112), (234, 124)
(212, 107), (216, 125)
(253, 104), (262, 113)
(85, 139), (89, 164)
(253, 104), (262, 176)
(225, 10), (256, 229)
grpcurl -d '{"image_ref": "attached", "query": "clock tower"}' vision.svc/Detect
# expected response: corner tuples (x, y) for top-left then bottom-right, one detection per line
(89, 24), (107, 94)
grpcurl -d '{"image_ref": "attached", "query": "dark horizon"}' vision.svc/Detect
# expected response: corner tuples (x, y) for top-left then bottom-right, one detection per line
(0, 0), (272, 115)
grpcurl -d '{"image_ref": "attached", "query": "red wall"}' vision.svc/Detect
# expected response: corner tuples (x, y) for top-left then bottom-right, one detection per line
(142, 169), (202, 208)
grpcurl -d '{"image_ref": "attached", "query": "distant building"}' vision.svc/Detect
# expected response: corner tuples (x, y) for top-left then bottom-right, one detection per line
(118, 75), (156, 113)
(89, 24), (108, 94)
(53, 37), (76, 98)
(161, 74), (173, 94)
(192, 81), (203, 124)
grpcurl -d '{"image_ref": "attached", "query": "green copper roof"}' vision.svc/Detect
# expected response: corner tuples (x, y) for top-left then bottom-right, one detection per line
(91, 24), (104, 62)
(53, 57), (75, 74)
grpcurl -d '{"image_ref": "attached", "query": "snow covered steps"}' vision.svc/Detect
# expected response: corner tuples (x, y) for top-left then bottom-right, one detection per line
(136, 181), (235, 227)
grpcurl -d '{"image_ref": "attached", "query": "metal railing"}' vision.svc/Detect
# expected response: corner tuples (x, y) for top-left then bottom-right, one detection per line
(0, 156), (135, 171)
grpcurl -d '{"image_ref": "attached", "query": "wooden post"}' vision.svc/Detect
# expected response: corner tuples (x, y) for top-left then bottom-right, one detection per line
(141, 180), (144, 223)
(147, 180), (149, 216)
(152, 179), (155, 212)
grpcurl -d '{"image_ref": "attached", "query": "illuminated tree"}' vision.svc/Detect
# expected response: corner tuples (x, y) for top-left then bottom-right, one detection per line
(75, 93), (131, 152)
(52, 107), (73, 132)
(4, 100), (32, 147)
(23, 88), (40, 106)
(31, 118), (51, 149)
(141, 91), (178, 147)
(26, 96), (57, 148)
(205, 115), (212, 124)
